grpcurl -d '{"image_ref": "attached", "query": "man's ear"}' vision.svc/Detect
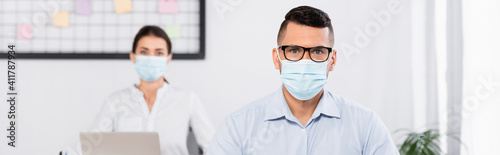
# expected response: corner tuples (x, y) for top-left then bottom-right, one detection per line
(130, 52), (136, 63)
(329, 50), (337, 71)
(167, 53), (173, 64)
(272, 48), (281, 70)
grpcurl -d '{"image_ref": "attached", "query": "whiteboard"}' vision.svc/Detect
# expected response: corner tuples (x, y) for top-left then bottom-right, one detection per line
(0, 0), (205, 59)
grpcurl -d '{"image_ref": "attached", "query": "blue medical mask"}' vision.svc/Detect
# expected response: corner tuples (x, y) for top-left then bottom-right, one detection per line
(279, 55), (328, 100)
(134, 55), (168, 82)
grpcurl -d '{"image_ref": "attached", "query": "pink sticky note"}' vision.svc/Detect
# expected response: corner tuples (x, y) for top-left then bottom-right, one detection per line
(158, 0), (178, 14)
(17, 24), (33, 39)
(76, 0), (91, 15)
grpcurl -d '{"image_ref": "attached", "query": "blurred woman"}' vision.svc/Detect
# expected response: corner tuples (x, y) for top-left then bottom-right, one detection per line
(90, 25), (214, 154)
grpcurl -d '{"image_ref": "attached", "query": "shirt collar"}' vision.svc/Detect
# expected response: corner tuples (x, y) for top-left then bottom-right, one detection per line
(311, 90), (341, 119)
(264, 87), (289, 121)
(131, 81), (169, 101)
(264, 86), (341, 121)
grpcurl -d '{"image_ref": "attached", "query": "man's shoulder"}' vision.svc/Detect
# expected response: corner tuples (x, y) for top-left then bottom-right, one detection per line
(226, 92), (277, 122)
(224, 90), (377, 124)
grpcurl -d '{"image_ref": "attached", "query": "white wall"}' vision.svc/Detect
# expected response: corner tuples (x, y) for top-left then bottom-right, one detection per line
(461, 0), (500, 154)
(0, 0), (414, 154)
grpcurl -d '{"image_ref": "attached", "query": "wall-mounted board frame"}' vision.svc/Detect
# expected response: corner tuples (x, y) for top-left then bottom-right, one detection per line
(0, 0), (205, 60)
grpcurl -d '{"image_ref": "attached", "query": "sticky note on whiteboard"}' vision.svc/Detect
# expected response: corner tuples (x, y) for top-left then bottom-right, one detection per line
(114, 0), (132, 14)
(53, 12), (70, 28)
(17, 24), (33, 39)
(158, 0), (178, 14)
(165, 24), (181, 39)
(76, 0), (92, 15)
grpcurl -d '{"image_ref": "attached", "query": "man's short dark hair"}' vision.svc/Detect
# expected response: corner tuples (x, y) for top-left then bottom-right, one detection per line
(277, 6), (334, 46)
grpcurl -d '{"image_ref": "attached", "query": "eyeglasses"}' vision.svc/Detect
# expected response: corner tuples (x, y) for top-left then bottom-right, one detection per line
(278, 45), (332, 62)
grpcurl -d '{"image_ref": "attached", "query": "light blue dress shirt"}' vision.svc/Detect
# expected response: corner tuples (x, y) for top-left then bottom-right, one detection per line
(207, 87), (399, 155)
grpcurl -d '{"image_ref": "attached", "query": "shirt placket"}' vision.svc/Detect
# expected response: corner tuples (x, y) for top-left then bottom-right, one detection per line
(146, 114), (155, 131)
(288, 116), (308, 155)
(303, 117), (318, 155)
(299, 125), (308, 155)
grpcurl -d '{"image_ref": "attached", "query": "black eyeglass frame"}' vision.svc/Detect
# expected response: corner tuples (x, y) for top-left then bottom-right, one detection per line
(278, 45), (333, 62)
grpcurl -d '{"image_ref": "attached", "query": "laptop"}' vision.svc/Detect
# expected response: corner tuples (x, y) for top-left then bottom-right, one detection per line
(80, 132), (161, 155)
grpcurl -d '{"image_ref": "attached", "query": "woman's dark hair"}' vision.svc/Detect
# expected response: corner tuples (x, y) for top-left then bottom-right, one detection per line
(132, 25), (172, 54)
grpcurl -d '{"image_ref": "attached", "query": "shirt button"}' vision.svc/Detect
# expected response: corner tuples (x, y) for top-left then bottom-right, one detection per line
(301, 128), (306, 132)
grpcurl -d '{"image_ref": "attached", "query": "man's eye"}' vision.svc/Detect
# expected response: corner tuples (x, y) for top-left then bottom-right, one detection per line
(313, 50), (323, 54)
(157, 52), (164, 56)
(140, 51), (147, 54)
(290, 49), (299, 54)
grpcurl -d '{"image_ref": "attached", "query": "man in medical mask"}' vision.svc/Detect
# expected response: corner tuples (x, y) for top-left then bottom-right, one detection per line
(207, 6), (399, 155)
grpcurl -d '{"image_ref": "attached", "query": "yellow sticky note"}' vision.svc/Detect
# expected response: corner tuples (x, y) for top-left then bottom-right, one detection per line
(53, 12), (69, 27)
(165, 25), (181, 39)
(114, 0), (132, 14)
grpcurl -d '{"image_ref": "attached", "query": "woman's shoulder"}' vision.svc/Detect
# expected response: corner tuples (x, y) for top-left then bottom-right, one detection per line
(164, 84), (200, 100)
(104, 85), (141, 103)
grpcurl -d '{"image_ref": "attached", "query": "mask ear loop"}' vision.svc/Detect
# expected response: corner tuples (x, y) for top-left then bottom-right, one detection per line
(276, 47), (283, 62)
(276, 47), (284, 73)
(323, 49), (334, 72)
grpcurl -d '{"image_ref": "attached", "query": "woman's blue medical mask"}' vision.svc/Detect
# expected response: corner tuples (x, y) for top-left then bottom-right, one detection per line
(134, 55), (168, 82)
(279, 53), (328, 100)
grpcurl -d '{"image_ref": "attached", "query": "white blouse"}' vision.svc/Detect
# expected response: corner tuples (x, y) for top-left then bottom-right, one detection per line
(89, 82), (214, 155)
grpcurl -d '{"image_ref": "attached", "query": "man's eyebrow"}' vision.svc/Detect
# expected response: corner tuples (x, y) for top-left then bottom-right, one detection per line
(139, 47), (148, 50)
(285, 45), (330, 48)
(155, 48), (165, 51)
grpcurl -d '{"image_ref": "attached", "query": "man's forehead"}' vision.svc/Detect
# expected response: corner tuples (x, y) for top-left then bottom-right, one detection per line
(280, 23), (332, 47)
